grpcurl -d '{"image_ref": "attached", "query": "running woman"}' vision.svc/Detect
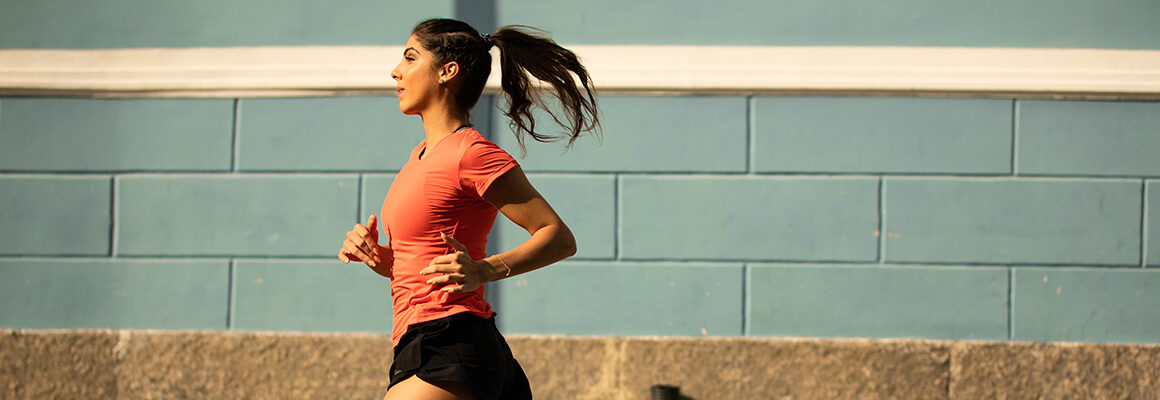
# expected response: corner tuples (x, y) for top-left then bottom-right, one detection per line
(338, 18), (599, 400)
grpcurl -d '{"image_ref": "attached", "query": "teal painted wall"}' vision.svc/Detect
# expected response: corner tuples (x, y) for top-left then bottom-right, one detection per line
(497, 0), (1160, 49)
(2, 0), (1158, 49)
(2, 1), (1159, 343)
(488, 96), (1160, 343)
(4, 95), (1157, 343)
(0, 1), (453, 48)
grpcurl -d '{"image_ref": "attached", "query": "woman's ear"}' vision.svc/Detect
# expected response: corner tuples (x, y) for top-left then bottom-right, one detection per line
(439, 61), (460, 84)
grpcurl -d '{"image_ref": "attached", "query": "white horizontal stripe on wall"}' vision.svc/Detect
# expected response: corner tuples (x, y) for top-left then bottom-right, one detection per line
(1, 46), (1158, 98)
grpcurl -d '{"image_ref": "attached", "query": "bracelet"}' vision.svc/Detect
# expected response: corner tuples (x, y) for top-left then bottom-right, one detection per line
(493, 255), (513, 280)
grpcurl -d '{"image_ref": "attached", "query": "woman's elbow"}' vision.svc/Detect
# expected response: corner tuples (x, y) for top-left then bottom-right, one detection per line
(563, 237), (577, 258)
(558, 226), (577, 258)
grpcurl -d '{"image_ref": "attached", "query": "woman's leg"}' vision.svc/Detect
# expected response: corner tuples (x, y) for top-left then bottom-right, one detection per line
(383, 375), (477, 400)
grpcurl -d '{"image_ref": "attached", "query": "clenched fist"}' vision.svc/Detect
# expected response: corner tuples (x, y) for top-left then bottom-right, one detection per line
(338, 214), (393, 278)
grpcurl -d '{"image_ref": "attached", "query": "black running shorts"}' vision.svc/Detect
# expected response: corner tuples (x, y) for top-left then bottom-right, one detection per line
(388, 313), (532, 400)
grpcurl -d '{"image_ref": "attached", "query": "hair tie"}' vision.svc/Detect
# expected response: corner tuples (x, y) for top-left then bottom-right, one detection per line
(482, 33), (495, 48)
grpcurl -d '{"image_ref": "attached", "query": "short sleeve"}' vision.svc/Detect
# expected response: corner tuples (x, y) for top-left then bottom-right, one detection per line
(459, 139), (518, 198)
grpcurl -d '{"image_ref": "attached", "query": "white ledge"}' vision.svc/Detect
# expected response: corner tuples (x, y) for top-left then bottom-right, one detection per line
(1, 45), (1158, 99)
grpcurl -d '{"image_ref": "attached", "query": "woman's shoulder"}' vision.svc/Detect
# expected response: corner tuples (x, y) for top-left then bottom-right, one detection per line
(454, 128), (517, 170)
(452, 128), (508, 155)
(455, 127), (493, 145)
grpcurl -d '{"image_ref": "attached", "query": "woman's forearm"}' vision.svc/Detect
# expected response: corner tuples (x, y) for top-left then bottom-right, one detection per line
(483, 222), (575, 282)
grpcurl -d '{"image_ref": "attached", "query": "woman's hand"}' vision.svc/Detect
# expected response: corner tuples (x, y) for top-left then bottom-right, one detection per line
(338, 214), (393, 278)
(421, 233), (508, 293)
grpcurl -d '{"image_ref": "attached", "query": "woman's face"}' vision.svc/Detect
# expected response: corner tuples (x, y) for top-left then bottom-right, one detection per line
(390, 35), (440, 115)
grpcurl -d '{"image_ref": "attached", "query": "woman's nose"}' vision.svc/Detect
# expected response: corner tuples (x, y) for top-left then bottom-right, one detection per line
(390, 65), (401, 81)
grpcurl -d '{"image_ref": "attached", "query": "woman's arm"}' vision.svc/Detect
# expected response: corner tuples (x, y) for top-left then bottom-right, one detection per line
(421, 166), (575, 292)
(482, 165), (577, 276)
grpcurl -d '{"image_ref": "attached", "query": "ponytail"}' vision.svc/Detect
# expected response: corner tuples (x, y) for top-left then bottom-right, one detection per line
(489, 26), (600, 153)
(411, 19), (599, 154)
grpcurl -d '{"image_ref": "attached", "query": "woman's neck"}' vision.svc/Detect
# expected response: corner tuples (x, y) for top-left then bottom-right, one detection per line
(420, 107), (471, 149)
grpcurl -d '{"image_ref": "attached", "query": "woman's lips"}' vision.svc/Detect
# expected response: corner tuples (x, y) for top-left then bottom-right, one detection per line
(396, 88), (404, 97)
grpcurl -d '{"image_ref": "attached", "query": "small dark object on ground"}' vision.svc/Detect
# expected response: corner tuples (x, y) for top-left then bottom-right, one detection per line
(651, 384), (681, 400)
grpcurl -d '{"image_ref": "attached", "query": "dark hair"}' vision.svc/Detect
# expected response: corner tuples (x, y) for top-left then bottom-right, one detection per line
(411, 18), (599, 153)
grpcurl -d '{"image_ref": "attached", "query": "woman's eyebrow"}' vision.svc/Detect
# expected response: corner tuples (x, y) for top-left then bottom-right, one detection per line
(404, 47), (418, 55)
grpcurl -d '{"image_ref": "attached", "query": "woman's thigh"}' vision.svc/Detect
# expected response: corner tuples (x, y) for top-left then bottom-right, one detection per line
(384, 375), (476, 400)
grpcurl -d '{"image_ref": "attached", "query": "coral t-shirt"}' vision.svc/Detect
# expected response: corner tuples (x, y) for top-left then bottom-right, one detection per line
(379, 128), (517, 345)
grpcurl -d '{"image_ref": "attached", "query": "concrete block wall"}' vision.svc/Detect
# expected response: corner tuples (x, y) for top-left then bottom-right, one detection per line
(3, 95), (1158, 344)
(495, 0), (1160, 48)
(0, 96), (416, 333)
(489, 96), (1160, 343)
(6, 0), (1159, 50)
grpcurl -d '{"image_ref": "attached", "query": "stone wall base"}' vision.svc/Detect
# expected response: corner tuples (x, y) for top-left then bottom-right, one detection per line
(2, 330), (1157, 399)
